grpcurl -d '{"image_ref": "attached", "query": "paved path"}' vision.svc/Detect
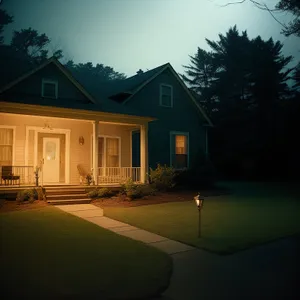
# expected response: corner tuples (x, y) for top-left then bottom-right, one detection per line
(56, 204), (300, 300)
(56, 204), (195, 255)
(163, 234), (300, 300)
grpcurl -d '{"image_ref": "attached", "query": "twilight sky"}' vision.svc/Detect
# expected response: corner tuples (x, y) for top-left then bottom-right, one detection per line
(2, 0), (299, 77)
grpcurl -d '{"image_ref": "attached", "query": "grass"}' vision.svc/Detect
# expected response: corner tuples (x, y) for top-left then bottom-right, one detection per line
(0, 207), (172, 299)
(104, 182), (300, 254)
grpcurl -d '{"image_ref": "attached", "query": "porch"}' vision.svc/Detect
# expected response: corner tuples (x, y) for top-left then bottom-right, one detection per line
(0, 104), (150, 188)
(0, 166), (141, 188)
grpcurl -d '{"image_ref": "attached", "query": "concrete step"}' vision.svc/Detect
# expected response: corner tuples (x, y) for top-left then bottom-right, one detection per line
(48, 198), (91, 205)
(46, 189), (86, 195)
(46, 194), (88, 200)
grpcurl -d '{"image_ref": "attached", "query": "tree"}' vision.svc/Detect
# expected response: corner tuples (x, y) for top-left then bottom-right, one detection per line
(10, 27), (63, 63)
(181, 48), (217, 115)
(222, 0), (300, 37)
(66, 61), (126, 85)
(0, 8), (13, 44)
(183, 26), (252, 116)
(182, 26), (294, 179)
(276, 0), (300, 37)
(291, 62), (300, 87)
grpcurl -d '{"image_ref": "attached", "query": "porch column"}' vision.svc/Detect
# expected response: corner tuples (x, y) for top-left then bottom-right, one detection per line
(93, 120), (99, 185)
(140, 123), (148, 183)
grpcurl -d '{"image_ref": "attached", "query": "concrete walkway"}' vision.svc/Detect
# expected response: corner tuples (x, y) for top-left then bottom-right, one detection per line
(56, 204), (195, 255)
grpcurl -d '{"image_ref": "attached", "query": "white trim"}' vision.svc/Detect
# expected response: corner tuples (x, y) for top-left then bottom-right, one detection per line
(25, 127), (29, 167)
(159, 83), (173, 107)
(98, 135), (122, 168)
(27, 126), (71, 184)
(140, 124), (148, 183)
(0, 125), (16, 166)
(170, 131), (190, 169)
(41, 78), (58, 99)
(90, 133), (93, 171)
(129, 130), (133, 168)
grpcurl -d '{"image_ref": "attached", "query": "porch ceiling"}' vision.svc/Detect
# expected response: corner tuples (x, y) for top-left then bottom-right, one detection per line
(0, 101), (156, 126)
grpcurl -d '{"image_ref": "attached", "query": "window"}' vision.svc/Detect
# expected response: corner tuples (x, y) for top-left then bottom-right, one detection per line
(170, 132), (188, 169)
(97, 136), (120, 168)
(0, 128), (14, 166)
(42, 79), (58, 99)
(106, 138), (120, 167)
(160, 84), (173, 107)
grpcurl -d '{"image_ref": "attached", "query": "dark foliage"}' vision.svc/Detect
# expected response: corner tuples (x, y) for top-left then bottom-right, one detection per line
(183, 26), (299, 181)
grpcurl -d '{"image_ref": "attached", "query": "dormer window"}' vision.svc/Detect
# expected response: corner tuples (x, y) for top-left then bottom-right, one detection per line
(159, 84), (173, 107)
(42, 79), (58, 99)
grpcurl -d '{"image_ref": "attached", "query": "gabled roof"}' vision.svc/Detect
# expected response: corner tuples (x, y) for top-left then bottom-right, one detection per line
(0, 56), (97, 104)
(68, 63), (169, 102)
(0, 56), (156, 119)
(110, 63), (170, 96)
(114, 63), (213, 126)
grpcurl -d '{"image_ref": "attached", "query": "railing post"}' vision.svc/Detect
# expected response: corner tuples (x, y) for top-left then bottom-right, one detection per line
(140, 123), (148, 183)
(93, 120), (99, 185)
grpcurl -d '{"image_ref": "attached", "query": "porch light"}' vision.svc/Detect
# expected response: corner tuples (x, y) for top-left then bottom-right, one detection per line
(194, 192), (204, 238)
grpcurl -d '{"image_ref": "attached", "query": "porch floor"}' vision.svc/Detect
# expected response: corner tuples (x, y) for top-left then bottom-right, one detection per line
(0, 184), (123, 193)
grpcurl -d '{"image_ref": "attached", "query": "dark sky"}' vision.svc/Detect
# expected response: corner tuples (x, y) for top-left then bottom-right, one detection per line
(2, 0), (299, 76)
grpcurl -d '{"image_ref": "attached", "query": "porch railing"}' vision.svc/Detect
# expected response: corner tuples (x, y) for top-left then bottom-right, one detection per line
(98, 167), (141, 184)
(0, 166), (35, 185)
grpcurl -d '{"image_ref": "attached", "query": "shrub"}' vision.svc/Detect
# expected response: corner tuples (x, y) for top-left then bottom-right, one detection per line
(149, 164), (176, 191)
(87, 188), (114, 199)
(120, 178), (157, 199)
(138, 184), (157, 196)
(87, 188), (99, 199)
(16, 189), (38, 203)
(97, 188), (114, 198)
(120, 178), (138, 196)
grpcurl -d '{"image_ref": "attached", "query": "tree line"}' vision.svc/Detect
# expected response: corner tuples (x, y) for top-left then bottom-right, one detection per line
(0, 8), (126, 81)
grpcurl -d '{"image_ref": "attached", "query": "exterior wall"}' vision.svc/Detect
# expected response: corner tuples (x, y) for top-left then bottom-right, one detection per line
(125, 69), (207, 169)
(2, 64), (90, 105)
(0, 113), (135, 184)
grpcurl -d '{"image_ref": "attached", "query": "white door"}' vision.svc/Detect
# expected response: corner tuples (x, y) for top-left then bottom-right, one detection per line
(43, 137), (60, 183)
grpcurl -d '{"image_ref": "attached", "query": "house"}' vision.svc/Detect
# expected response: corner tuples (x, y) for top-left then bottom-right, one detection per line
(0, 54), (212, 187)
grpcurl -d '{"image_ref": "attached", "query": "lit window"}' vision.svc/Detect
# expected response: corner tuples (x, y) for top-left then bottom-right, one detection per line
(170, 132), (188, 169)
(160, 84), (173, 107)
(42, 79), (58, 99)
(0, 128), (14, 165)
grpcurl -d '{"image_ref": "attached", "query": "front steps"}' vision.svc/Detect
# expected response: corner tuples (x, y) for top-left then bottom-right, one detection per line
(46, 186), (91, 205)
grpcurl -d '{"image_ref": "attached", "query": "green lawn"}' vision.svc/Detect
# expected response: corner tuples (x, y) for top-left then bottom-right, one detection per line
(105, 182), (300, 254)
(0, 207), (172, 299)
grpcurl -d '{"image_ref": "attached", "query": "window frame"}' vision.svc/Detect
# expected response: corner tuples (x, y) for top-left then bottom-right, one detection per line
(0, 125), (16, 166)
(98, 135), (121, 168)
(170, 131), (189, 170)
(159, 84), (173, 108)
(41, 79), (58, 99)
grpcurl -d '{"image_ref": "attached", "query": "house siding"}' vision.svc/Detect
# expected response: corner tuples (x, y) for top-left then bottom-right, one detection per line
(2, 64), (90, 105)
(125, 69), (207, 169)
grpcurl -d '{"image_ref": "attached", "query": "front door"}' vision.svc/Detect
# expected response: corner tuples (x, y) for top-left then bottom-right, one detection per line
(43, 137), (60, 183)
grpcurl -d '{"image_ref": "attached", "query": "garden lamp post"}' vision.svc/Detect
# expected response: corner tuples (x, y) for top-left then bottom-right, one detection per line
(194, 192), (204, 238)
